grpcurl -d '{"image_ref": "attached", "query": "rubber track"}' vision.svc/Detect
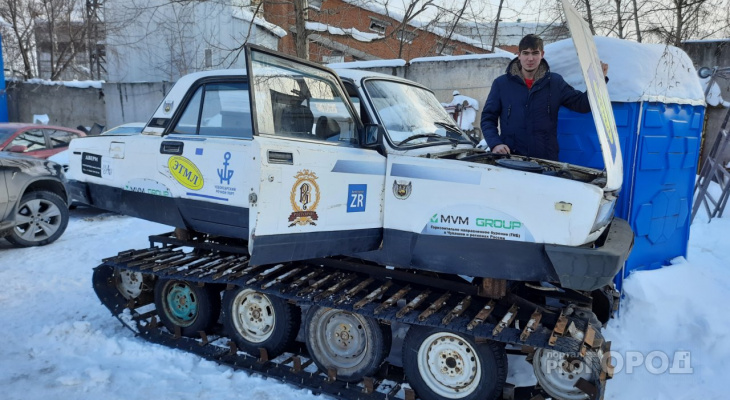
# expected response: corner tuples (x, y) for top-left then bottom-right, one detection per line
(93, 243), (608, 400)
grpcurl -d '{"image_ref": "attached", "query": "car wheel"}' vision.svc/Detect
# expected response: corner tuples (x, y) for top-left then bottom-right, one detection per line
(305, 306), (390, 382)
(222, 288), (300, 357)
(403, 326), (507, 400)
(7, 190), (69, 247)
(154, 278), (221, 337)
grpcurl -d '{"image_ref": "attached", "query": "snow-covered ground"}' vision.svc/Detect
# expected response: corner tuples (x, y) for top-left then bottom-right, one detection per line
(1, 203), (728, 399)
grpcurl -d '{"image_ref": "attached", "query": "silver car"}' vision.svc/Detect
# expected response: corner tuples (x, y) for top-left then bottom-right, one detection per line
(0, 152), (69, 246)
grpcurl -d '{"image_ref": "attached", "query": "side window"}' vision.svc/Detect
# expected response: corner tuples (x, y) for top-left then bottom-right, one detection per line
(171, 82), (252, 138)
(173, 87), (203, 134)
(250, 51), (357, 145)
(9, 129), (47, 152)
(47, 129), (79, 148)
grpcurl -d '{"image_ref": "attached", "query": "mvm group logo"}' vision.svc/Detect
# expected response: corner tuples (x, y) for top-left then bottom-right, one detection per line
(168, 156), (204, 190)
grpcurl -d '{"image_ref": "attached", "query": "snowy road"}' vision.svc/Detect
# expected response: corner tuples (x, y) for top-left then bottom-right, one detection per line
(1, 207), (728, 399)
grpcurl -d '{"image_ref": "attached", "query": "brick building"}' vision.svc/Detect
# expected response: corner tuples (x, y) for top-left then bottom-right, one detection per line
(262, 0), (491, 63)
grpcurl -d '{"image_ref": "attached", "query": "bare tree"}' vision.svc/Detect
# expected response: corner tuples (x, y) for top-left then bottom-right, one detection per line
(0, 0), (38, 79)
(631, 0), (642, 41)
(642, 0), (726, 46)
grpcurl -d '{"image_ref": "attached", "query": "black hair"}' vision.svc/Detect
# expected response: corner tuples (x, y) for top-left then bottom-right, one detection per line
(519, 34), (544, 52)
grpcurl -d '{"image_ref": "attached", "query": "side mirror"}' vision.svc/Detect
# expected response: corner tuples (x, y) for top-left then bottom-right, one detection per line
(7, 145), (28, 153)
(363, 124), (384, 147)
(698, 66), (714, 79)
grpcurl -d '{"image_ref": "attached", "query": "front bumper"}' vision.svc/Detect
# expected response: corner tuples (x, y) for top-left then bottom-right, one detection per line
(545, 218), (634, 291)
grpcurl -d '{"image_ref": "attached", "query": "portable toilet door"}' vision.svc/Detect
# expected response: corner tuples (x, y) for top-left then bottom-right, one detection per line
(546, 37), (706, 284)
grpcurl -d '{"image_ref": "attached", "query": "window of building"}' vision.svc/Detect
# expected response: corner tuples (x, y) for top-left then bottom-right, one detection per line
(369, 18), (389, 35)
(322, 51), (344, 64)
(396, 29), (417, 44)
(439, 43), (455, 56)
(308, 0), (322, 10)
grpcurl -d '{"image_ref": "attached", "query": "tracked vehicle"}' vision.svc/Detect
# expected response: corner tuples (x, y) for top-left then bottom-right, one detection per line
(67, 13), (632, 399)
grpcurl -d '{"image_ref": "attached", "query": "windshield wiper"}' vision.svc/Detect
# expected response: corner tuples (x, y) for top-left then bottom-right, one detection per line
(398, 133), (450, 145)
(434, 121), (460, 132)
(434, 121), (476, 146)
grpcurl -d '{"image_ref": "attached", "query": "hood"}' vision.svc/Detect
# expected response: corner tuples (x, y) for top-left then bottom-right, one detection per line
(562, 0), (623, 192)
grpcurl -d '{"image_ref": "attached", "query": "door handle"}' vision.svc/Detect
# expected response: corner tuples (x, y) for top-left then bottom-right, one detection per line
(268, 151), (293, 165)
(160, 141), (184, 155)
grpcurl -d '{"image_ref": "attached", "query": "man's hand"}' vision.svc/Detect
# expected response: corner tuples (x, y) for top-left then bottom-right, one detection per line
(601, 62), (609, 77)
(492, 144), (511, 155)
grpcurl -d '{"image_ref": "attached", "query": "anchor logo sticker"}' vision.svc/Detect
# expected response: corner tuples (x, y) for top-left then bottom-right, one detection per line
(217, 152), (234, 185)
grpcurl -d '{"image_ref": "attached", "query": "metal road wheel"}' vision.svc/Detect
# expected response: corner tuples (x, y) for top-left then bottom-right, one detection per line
(403, 326), (507, 400)
(532, 348), (601, 400)
(305, 306), (389, 382)
(154, 279), (221, 337)
(222, 288), (299, 357)
(7, 191), (69, 247)
(114, 268), (153, 301)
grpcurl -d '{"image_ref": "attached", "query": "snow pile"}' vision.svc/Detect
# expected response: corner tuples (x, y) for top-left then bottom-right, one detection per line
(700, 76), (730, 107)
(231, 7), (287, 38)
(306, 22), (383, 42)
(545, 36), (705, 105)
(2, 199), (730, 399)
(442, 92), (480, 131)
(25, 78), (104, 89)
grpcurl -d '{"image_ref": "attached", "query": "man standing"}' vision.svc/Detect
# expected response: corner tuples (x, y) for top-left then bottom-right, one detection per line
(480, 34), (607, 161)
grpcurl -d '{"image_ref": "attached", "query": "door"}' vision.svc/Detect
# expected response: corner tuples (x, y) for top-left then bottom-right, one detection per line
(159, 79), (258, 239)
(246, 46), (385, 265)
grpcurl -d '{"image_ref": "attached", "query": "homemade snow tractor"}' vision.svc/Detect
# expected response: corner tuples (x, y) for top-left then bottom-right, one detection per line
(66, 7), (631, 399)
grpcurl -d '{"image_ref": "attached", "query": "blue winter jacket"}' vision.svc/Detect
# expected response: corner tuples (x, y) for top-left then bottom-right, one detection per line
(480, 58), (591, 161)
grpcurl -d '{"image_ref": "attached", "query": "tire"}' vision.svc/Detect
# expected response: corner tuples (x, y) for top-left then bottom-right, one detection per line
(222, 288), (300, 357)
(154, 279), (221, 337)
(532, 348), (602, 400)
(305, 306), (390, 382)
(7, 190), (69, 247)
(403, 326), (507, 400)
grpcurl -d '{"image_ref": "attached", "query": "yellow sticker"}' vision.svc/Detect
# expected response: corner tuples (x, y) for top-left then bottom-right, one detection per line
(168, 156), (204, 190)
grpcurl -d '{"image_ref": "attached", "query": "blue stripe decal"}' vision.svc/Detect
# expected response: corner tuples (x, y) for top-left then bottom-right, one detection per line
(186, 192), (229, 201)
(332, 160), (386, 175)
(391, 163), (481, 184)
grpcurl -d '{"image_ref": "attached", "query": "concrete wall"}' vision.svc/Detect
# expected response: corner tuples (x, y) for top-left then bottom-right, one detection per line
(104, 82), (171, 128)
(682, 40), (730, 166)
(6, 82), (106, 128)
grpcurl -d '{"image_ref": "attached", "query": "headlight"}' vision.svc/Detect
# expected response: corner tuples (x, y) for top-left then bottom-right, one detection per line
(591, 196), (617, 233)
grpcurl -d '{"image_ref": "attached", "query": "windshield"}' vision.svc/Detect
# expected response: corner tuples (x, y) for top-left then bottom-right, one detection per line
(363, 80), (472, 147)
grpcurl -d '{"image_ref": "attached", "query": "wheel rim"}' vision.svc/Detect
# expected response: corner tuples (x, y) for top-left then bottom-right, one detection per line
(416, 332), (482, 399)
(314, 309), (368, 369)
(231, 289), (276, 343)
(533, 348), (595, 400)
(115, 269), (144, 300)
(163, 282), (198, 327)
(13, 198), (63, 242)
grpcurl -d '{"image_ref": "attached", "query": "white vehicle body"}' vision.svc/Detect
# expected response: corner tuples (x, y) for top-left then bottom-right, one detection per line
(66, 46), (632, 291)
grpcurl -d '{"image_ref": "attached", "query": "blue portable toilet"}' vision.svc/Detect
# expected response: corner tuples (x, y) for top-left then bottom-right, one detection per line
(0, 31), (8, 122)
(545, 37), (706, 284)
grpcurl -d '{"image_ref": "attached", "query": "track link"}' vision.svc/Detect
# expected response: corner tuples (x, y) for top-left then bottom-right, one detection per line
(93, 234), (611, 400)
